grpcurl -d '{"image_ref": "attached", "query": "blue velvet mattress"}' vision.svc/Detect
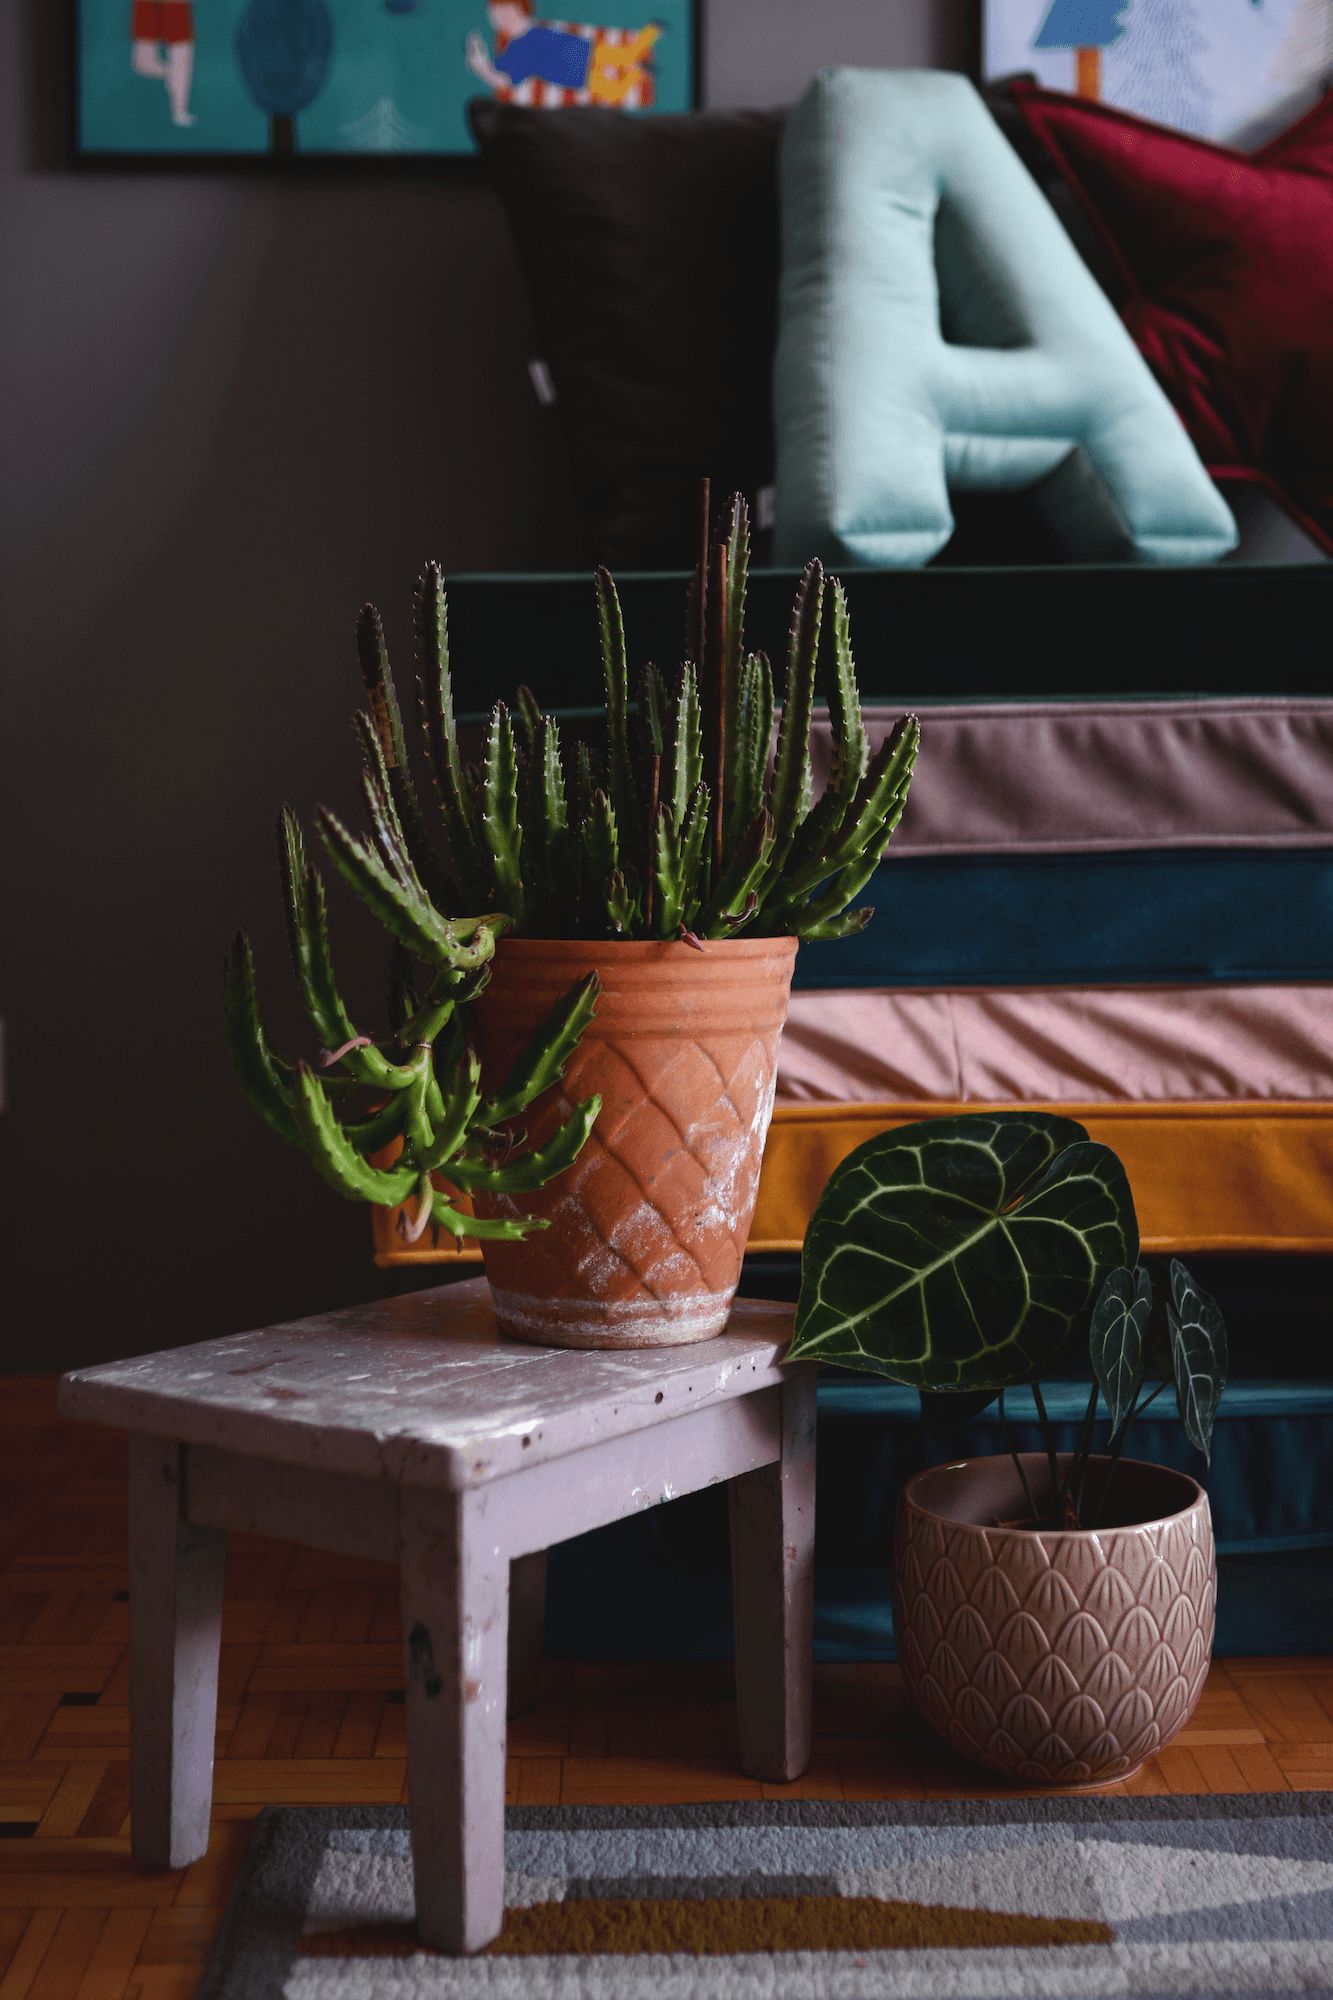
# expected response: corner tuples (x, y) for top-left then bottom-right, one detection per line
(543, 1373), (1333, 1665)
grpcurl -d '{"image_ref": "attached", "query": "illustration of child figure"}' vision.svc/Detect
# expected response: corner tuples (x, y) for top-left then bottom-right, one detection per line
(465, 1), (660, 108)
(130, 0), (197, 127)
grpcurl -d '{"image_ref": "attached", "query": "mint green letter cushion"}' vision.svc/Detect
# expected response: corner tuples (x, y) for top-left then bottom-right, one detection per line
(773, 69), (1237, 568)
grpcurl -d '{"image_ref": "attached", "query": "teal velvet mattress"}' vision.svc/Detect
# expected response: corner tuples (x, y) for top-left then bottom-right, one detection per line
(792, 850), (1333, 987)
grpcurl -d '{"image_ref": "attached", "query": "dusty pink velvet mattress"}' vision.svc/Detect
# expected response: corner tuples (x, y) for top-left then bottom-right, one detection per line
(828, 697), (1333, 856)
(776, 982), (1333, 1104)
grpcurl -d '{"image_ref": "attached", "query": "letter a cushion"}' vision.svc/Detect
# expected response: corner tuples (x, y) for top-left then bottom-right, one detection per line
(773, 69), (1237, 569)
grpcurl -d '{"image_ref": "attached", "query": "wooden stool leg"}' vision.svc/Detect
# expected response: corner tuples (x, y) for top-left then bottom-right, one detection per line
(399, 1488), (509, 1953)
(128, 1437), (225, 1868)
(729, 1369), (817, 1782)
(507, 1550), (547, 1719)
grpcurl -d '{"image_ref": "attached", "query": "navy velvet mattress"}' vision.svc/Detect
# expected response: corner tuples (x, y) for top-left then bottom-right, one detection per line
(543, 1375), (1333, 1665)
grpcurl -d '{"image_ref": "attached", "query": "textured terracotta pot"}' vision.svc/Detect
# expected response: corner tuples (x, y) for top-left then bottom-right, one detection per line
(467, 935), (798, 1348)
(893, 1453), (1215, 1788)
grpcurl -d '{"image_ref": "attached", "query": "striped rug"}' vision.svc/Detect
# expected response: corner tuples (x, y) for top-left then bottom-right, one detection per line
(198, 1796), (1333, 1996)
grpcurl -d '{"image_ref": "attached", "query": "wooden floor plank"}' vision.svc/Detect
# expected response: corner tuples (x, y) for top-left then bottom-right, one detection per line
(330, 1695), (383, 1762)
(210, 1761), (406, 1805)
(70, 1906), (152, 2000)
(0, 1914), (33, 1985)
(0, 1707), (62, 1767)
(36, 1769), (109, 1843)
(75, 1769), (132, 1844)
(1229, 1672), (1333, 1743)
(0, 1658), (120, 1702)
(0, 1909), (62, 2000)
(515, 1759), (561, 1807)
(135, 1907), (225, 1969)
(25, 1907), (107, 2000)
(558, 1756), (764, 1805)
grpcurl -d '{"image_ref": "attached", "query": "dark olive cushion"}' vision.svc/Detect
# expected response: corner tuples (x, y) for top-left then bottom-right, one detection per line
(469, 99), (785, 569)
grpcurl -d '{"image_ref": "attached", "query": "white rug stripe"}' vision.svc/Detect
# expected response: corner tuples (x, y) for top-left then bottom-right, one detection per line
(838, 1842), (1333, 1922)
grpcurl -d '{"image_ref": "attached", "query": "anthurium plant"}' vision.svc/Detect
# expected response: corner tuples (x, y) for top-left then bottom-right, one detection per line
(224, 486), (920, 1244)
(787, 1110), (1228, 1529)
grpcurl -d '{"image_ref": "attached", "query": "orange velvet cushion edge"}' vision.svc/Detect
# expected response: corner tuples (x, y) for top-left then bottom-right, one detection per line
(372, 1099), (1333, 1266)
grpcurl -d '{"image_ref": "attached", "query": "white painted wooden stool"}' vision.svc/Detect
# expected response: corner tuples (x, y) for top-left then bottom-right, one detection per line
(58, 1278), (815, 1954)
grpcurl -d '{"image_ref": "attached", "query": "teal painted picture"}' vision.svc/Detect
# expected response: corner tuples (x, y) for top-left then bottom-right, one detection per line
(78, 0), (697, 155)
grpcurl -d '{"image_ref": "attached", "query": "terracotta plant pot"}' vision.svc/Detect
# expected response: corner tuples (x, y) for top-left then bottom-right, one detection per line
(466, 935), (798, 1348)
(893, 1453), (1215, 1788)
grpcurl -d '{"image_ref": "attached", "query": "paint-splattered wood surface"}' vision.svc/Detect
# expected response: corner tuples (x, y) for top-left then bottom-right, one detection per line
(2, 1376), (1330, 1998)
(57, 1281), (796, 1489)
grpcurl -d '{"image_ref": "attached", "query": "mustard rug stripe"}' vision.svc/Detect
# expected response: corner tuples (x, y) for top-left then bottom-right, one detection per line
(298, 1897), (1111, 1959)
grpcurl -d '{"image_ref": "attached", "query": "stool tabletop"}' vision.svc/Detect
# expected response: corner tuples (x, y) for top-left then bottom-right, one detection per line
(58, 1278), (799, 1491)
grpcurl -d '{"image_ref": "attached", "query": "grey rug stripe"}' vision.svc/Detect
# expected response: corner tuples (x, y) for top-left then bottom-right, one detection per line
(198, 1795), (1333, 2000)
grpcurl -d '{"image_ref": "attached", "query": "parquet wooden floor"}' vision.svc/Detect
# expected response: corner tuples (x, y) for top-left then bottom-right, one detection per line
(3, 1376), (1330, 1998)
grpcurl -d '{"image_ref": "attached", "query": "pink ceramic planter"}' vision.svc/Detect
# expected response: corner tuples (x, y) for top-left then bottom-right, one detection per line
(893, 1453), (1215, 1788)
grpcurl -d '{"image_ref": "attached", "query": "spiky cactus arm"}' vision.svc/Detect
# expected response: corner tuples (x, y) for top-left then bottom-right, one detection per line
(355, 605), (455, 914)
(701, 808), (775, 939)
(722, 493), (750, 748)
(578, 789), (620, 939)
(480, 970), (600, 1126)
(596, 568), (640, 870)
(726, 654), (773, 855)
(767, 715), (920, 923)
(414, 564), (489, 910)
(480, 703), (525, 930)
(223, 934), (302, 1146)
(665, 661), (703, 832)
(764, 559), (824, 888)
(522, 714), (571, 938)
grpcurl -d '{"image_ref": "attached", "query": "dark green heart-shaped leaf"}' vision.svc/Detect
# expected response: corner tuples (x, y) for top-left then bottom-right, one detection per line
(788, 1113), (1139, 1389)
(1090, 1265), (1153, 1437)
(1167, 1259), (1228, 1464)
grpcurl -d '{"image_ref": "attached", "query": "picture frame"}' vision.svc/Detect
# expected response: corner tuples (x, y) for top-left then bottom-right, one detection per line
(978, 0), (1333, 149)
(77, 0), (700, 159)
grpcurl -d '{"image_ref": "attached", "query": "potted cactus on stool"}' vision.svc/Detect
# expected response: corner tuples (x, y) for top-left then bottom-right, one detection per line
(226, 486), (920, 1346)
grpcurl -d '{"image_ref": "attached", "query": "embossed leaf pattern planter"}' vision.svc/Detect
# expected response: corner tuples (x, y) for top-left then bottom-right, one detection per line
(894, 1454), (1216, 1788)
(467, 936), (798, 1348)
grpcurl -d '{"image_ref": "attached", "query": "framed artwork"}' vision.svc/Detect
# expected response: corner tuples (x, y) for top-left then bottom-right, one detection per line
(981, 1), (1333, 146)
(77, 0), (699, 157)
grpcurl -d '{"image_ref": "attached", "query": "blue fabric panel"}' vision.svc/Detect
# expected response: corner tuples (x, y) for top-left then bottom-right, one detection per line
(542, 1374), (1333, 1662)
(815, 1379), (1333, 1554)
(542, 1545), (1332, 1662)
(791, 850), (1333, 988)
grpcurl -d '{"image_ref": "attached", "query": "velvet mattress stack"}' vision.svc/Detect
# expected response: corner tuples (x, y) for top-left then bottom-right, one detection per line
(373, 578), (1333, 1661)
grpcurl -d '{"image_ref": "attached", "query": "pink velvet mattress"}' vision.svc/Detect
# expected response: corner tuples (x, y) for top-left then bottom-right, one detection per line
(822, 697), (1333, 856)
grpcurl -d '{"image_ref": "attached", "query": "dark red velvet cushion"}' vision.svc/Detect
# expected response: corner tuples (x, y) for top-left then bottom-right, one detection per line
(1012, 81), (1333, 555)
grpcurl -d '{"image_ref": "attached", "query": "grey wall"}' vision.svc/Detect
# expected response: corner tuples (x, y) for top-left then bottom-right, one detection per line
(706, 0), (965, 107)
(0, 0), (961, 1373)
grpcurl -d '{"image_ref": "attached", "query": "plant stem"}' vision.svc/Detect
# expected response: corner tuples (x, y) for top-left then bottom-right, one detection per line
(707, 541), (727, 876)
(1031, 1382), (1061, 1530)
(689, 476), (710, 671)
(1090, 1375), (1171, 1527)
(998, 1388), (1042, 1529)
(1059, 1381), (1100, 1529)
(644, 754), (659, 935)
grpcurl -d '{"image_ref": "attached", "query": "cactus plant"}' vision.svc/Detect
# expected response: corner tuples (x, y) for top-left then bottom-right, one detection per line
(415, 488), (920, 944)
(224, 486), (919, 1240)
